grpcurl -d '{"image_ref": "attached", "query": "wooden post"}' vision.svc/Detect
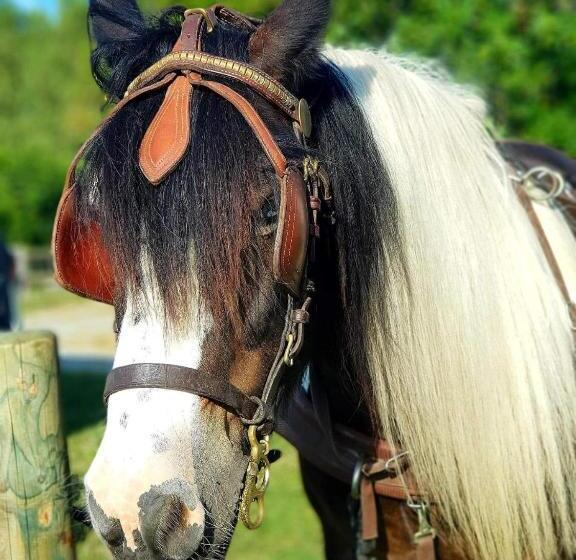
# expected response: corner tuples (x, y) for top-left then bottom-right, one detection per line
(0, 331), (75, 560)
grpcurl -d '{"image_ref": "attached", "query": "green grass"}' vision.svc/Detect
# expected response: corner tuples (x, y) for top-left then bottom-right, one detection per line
(22, 284), (81, 313)
(61, 372), (323, 560)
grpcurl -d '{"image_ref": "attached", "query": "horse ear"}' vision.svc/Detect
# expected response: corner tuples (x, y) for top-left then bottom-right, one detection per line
(88, 0), (145, 47)
(249, 0), (331, 85)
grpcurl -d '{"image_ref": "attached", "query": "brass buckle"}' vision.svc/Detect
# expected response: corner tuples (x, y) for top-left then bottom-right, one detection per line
(283, 333), (295, 367)
(303, 157), (331, 200)
(184, 8), (216, 32)
(239, 426), (271, 530)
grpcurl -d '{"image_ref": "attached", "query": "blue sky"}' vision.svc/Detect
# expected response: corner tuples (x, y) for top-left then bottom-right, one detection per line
(10, 0), (59, 17)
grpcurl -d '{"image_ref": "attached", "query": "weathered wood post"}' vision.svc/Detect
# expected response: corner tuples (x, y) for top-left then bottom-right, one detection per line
(0, 331), (75, 560)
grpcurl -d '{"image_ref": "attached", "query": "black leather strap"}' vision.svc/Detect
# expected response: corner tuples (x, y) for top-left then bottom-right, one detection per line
(103, 300), (302, 433)
(104, 363), (264, 421)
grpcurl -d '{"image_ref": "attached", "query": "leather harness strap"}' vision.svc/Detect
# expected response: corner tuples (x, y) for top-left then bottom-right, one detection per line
(514, 183), (576, 322)
(188, 76), (288, 177)
(104, 363), (263, 421)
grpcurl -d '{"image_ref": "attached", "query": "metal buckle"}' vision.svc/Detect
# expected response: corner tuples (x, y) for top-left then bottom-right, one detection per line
(351, 458), (364, 500)
(239, 396), (268, 427)
(239, 426), (271, 530)
(521, 166), (566, 202)
(184, 8), (216, 32)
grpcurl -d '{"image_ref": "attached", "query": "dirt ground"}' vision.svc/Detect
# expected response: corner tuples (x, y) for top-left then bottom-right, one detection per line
(22, 285), (115, 369)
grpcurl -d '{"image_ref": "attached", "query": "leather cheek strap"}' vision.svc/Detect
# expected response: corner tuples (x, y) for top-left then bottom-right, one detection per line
(188, 76), (308, 295)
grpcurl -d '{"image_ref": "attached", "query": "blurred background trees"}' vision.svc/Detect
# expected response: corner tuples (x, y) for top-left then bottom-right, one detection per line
(0, 0), (574, 245)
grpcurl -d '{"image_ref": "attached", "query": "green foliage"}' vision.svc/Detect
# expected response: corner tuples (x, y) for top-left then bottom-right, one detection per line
(0, 0), (574, 244)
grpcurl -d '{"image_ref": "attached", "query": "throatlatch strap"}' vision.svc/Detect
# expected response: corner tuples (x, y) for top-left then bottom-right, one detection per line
(104, 363), (263, 421)
(515, 184), (576, 323)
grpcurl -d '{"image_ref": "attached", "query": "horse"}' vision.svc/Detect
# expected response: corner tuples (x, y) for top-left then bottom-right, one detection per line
(52, 0), (576, 558)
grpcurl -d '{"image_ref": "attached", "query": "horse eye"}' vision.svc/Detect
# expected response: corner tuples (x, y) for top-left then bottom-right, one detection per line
(256, 196), (278, 237)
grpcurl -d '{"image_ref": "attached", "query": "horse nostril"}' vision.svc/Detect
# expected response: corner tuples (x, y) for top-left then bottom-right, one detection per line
(140, 493), (204, 559)
(141, 494), (183, 550)
(87, 492), (125, 549)
(101, 518), (125, 548)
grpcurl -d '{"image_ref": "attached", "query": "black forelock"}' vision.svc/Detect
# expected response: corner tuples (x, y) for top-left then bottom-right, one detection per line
(89, 5), (185, 102)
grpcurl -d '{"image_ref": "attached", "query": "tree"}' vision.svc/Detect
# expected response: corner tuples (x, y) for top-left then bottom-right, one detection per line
(0, 0), (574, 245)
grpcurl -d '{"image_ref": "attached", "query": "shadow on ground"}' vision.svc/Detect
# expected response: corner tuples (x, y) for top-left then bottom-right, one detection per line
(60, 371), (107, 435)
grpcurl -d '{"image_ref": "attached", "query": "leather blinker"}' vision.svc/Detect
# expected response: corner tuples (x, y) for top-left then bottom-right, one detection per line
(273, 168), (309, 296)
(53, 189), (115, 304)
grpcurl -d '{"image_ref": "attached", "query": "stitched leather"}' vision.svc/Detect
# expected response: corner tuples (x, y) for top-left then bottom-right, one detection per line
(139, 76), (193, 185)
(273, 168), (309, 295)
(139, 13), (203, 184)
(126, 54), (298, 121)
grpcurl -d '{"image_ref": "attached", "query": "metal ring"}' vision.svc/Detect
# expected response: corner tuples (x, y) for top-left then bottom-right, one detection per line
(350, 459), (364, 500)
(384, 451), (410, 474)
(240, 396), (269, 427)
(521, 166), (566, 202)
(184, 8), (216, 32)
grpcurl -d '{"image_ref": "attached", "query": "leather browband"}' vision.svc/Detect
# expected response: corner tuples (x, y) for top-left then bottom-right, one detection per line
(104, 363), (265, 422)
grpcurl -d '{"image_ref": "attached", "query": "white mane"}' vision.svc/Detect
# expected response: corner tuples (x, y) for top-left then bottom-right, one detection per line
(327, 47), (576, 559)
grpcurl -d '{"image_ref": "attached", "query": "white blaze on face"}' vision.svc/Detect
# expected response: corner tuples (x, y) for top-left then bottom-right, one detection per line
(85, 300), (210, 551)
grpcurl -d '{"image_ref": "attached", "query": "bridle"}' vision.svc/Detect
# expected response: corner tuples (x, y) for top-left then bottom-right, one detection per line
(52, 5), (332, 530)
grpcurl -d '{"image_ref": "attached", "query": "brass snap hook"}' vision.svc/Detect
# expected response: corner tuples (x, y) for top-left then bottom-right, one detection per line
(408, 500), (437, 543)
(239, 426), (271, 530)
(283, 333), (295, 367)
